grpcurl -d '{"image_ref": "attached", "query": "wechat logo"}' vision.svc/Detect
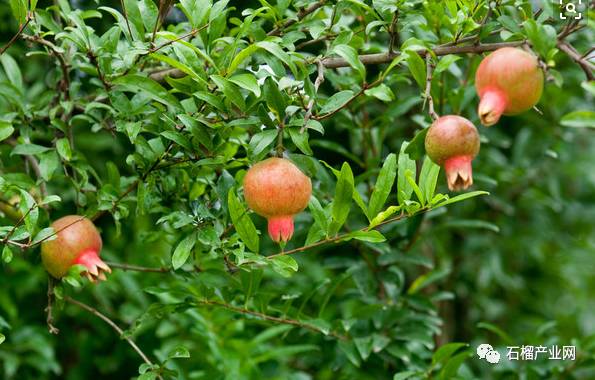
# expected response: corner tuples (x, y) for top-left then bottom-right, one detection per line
(477, 344), (501, 364)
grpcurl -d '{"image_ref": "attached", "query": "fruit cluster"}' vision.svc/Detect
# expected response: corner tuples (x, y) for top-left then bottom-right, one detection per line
(40, 49), (544, 279)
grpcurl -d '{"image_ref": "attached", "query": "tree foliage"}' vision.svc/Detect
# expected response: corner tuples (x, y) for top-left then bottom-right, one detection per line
(0, 0), (594, 379)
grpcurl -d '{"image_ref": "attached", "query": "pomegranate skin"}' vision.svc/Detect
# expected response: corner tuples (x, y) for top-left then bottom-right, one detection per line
(425, 115), (480, 191)
(243, 158), (312, 243)
(41, 215), (111, 281)
(475, 47), (544, 126)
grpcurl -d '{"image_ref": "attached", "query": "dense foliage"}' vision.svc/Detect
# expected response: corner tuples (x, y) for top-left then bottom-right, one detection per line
(0, 0), (593, 379)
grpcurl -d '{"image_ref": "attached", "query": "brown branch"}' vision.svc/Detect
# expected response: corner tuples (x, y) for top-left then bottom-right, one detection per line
(45, 277), (60, 334)
(198, 299), (347, 340)
(557, 41), (594, 81)
(105, 261), (174, 273)
(88, 51), (111, 92)
(148, 23), (209, 55)
(64, 296), (161, 378)
(0, 14), (31, 56)
(268, 0), (326, 36)
(321, 41), (525, 68)
(300, 60), (325, 132)
(148, 67), (188, 82)
(119, 0), (134, 39)
(423, 54), (439, 121)
(265, 209), (422, 260)
(22, 34), (71, 100)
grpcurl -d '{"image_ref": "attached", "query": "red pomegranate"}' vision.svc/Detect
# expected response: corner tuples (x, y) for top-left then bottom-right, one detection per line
(425, 115), (480, 191)
(41, 215), (111, 281)
(243, 157), (312, 243)
(475, 47), (544, 126)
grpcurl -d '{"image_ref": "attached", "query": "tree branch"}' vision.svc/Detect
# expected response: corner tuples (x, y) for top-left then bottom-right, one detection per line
(300, 60), (325, 132)
(424, 54), (439, 121)
(45, 278), (60, 334)
(0, 14), (31, 56)
(268, 0), (326, 36)
(64, 296), (160, 377)
(557, 41), (594, 81)
(197, 299), (347, 340)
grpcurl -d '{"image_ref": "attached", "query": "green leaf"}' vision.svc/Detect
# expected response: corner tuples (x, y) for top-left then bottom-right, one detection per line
(405, 127), (429, 160)
(9, 0), (27, 24)
(432, 191), (489, 208)
(405, 50), (426, 89)
(228, 189), (259, 253)
(405, 170), (424, 205)
(522, 19), (556, 58)
(161, 130), (192, 150)
(369, 205), (401, 229)
(256, 41), (297, 77)
(368, 153), (397, 218)
(408, 268), (450, 294)
(263, 77), (286, 120)
(229, 73), (261, 97)
(211, 75), (246, 111)
(112, 74), (181, 110)
(439, 351), (471, 380)
(397, 142), (416, 205)
(419, 156), (440, 205)
(289, 128), (313, 155)
(0, 123), (14, 142)
(31, 227), (57, 246)
(329, 162), (354, 235)
(11, 144), (51, 155)
(171, 234), (196, 270)
(270, 255), (299, 277)
(364, 83), (394, 102)
(0, 53), (23, 90)
(308, 196), (328, 233)
(432, 343), (468, 365)
(434, 54), (461, 73)
(319, 90), (354, 115)
(331, 44), (366, 81)
(248, 130), (277, 160)
(0, 332), (4, 345)
(477, 322), (513, 344)
(442, 219), (500, 233)
(560, 111), (595, 128)
(393, 371), (417, 380)
(56, 138), (72, 161)
(167, 345), (191, 359)
(354, 336), (373, 360)
(342, 230), (386, 243)
(2, 246), (13, 263)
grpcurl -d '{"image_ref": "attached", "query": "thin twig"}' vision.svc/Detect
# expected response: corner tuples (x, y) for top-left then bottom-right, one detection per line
(268, 0), (326, 36)
(119, 0), (134, 39)
(197, 299), (347, 340)
(147, 23), (209, 55)
(388, 11), (399, 53)
(64, 296), (160, 375)
(6, 138), (48, 198)
(557, 41), (594, 81)
(22, 34), (71, 100)
(300, 60), (325, 132)
(0, 14), (31, 56)
(423, 54), (439, 121)
(105, 262), (173, 273)
(88, 51), (111, 92)
(45, 277), (60, 334)
(265, 209), (425, 260)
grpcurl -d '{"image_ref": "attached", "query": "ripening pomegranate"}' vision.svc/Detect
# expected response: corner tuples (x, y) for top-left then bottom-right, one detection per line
(243, 157), (312, 243)
(425, 115), (480, 191)
(475, 47), (544, 126)
(41, 215), (111, 281)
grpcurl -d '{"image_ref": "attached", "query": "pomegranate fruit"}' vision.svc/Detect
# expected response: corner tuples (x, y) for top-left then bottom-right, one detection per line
(475, 47), (544, 126)
(243, 157), (312, 243)
(425, 115), (480, 191)
(41, 215), (111, 281)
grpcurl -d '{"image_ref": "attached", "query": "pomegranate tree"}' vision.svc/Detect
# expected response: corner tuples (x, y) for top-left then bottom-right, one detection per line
(41, 215), (111, 281)
(425, 115), (480, 191)
(475, 47), (544, 126)
(243, 157), (312, 243)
